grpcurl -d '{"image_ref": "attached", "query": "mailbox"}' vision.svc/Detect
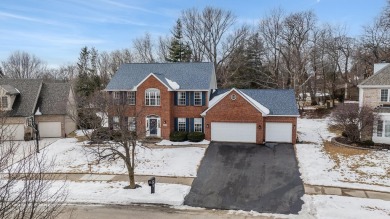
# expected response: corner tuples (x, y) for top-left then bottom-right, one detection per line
(148, 177), (155, 194)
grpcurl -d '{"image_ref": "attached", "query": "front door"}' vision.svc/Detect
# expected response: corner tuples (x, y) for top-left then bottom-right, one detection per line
(146, 117), (161, 137)
(149, 118), (157, 135)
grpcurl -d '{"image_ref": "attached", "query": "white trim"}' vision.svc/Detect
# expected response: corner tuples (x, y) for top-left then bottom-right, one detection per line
(194, 91), (202, 106)
(359, 88), (364, 107)
(358, 85), (390, 88)
(134, 73), (172, 91)
(201, 88), (270, 116)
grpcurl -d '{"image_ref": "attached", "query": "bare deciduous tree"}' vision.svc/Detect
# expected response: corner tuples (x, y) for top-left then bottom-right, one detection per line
(133, 33), (156, 63)
(1, 51), (47, 79)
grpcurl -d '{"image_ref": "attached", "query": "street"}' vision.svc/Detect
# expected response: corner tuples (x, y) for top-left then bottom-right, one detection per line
(57, 204), (281, 219)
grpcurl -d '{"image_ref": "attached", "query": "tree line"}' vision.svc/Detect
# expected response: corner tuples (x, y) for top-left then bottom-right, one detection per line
(1, 5), (390, 105)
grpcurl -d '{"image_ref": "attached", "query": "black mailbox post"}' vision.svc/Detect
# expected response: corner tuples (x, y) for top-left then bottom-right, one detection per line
(148, 177), (155, 194)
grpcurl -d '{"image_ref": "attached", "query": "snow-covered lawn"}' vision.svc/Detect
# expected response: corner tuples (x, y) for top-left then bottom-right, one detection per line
(298, 195), (390, 219)
(41, 138), (205, 177)
(296, 118), (390, 191)
(59, 181), (190, 206)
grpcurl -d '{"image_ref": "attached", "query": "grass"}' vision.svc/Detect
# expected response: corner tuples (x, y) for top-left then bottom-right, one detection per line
(322, 141), (389, 186)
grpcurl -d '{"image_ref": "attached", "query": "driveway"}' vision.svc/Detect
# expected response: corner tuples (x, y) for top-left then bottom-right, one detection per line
(184, 142), (304, 214)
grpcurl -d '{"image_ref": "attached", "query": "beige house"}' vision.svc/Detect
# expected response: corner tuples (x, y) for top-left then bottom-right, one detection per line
(358, 63), (390, 144)
(0, 79), (77, 140)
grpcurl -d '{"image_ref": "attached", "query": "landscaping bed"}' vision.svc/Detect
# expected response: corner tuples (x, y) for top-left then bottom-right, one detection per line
(333, 136), (390, 150)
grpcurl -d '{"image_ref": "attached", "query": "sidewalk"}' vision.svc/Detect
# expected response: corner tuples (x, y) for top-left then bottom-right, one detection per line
(0, 173), (194, 186)
(304, 184), (390, 201)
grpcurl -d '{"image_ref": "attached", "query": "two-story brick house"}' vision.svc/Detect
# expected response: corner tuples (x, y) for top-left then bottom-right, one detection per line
(358, 63), (390, 144)
(105, 63), (299, 144)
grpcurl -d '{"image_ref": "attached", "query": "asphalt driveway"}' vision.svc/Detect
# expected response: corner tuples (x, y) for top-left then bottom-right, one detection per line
(184, 142), (304, 214)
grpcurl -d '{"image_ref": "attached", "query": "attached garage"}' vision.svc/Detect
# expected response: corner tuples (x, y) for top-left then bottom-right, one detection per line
(3, 124), (25, 140)
(265, 122), (293, 143)
(39, 122), (62, 138)
(211, 122), (257, 143)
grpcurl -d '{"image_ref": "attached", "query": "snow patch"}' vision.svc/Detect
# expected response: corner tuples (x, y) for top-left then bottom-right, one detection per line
(156, 139), (209, 146)
(165, 78), (180, 90)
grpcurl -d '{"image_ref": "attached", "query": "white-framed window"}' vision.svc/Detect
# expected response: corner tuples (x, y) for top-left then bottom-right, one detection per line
(178, 118), (186, 131)
(128, 117), (136, 131)
(1, 96), (8, 108)
(178, 92), (186, 105)
(376, 120), (390, 137)
(127, 91), (136, 105)
(194, 92), (202, 106)
(194, 118), (202, 132)
(113, 91), (121, 104)
(145, 89), (160, 106)
(377, 120), (383, 137)
(381, 89), (389, 102)
(112, 116), (120, 130)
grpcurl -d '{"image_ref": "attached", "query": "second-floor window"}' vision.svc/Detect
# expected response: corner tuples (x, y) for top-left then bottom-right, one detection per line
(178, 92), (186, 105)
(381, 89), (389, 102)
(127, 91), (136, 105)
(145, 89), (160, 106)
(194, 92), (202, 106)
(1, 96), (8, 108)
(113, 92), (120, 104)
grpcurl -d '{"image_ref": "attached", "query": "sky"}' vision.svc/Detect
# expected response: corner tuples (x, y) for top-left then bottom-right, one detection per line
(0, 0), (387, 67)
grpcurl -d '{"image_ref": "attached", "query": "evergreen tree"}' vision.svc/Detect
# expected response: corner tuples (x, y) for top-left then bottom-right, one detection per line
(166, 19), (192, 62)
(76, 46), (102, 98)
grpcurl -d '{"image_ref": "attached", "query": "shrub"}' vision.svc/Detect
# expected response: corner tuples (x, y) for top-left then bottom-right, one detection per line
(187, 132), (205, 142)
(169, 131), (188, 142)
(341, 131), (348, 138)
(91, 127), (111, 142)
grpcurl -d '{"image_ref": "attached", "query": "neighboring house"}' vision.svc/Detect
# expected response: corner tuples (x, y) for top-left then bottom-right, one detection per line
(358, 63), (390, 144)
(105, 63), (299, 144)
(0, 79), (77, 140)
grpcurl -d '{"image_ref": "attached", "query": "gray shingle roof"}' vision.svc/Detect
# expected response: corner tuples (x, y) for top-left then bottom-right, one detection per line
(1, 85), (20, 95)
(359, 64), (390, 86)
(105, 62), (215, 90)
(0, 79), (43, 117)
(37, 83), (70, 115)
(211, 89), (299, 116)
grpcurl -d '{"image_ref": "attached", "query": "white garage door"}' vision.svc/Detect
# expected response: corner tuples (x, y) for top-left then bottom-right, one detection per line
(265, 122), (292, 143)
(2, 124), (24, 140)
(211, 122), (256, 143)
(39, 122), (62, 138)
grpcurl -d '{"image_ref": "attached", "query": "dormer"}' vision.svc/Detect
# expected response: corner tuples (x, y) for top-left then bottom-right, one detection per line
(0, 85), (20, 111)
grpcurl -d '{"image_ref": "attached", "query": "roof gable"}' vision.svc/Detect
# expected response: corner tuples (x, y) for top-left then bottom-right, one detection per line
(0, 79), (43, 117)
(359, 64), (390, 87)
(208, 89), (299, 116)
(105, 62), (215, 91)
(36, 83), (71, 115)
(201, 88), (270, 116)
(133, 73), (172, 91)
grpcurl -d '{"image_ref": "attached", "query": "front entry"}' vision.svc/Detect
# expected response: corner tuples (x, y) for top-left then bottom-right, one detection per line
(146, 116), (161, 137)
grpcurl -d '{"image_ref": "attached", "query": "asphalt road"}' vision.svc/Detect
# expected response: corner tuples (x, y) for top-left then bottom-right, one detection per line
(57, 204), (279, 219)
(184, 142), (304, 214)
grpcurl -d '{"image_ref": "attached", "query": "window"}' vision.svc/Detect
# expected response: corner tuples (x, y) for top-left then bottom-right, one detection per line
(194, 118), (202, 132)
(385, 121), (390, 137)
(178, 92), (186, 105)
(112, 116), (120, 130)
(178, 118), (186, 131)
(113, 92), (121, 104)
(145, 89), (160, 106)
(381, 89), (389, 102)
(1, 96), (8, 108)
(128, 117), (136, 131)
(127, 91), (136, 105)
(194, 92), (202, 106)
(377, 120), (383, 137)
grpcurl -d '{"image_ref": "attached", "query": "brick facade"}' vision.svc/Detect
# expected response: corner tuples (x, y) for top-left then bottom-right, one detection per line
(203, 90), (297, 144)
(109, 75), (209, 140)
